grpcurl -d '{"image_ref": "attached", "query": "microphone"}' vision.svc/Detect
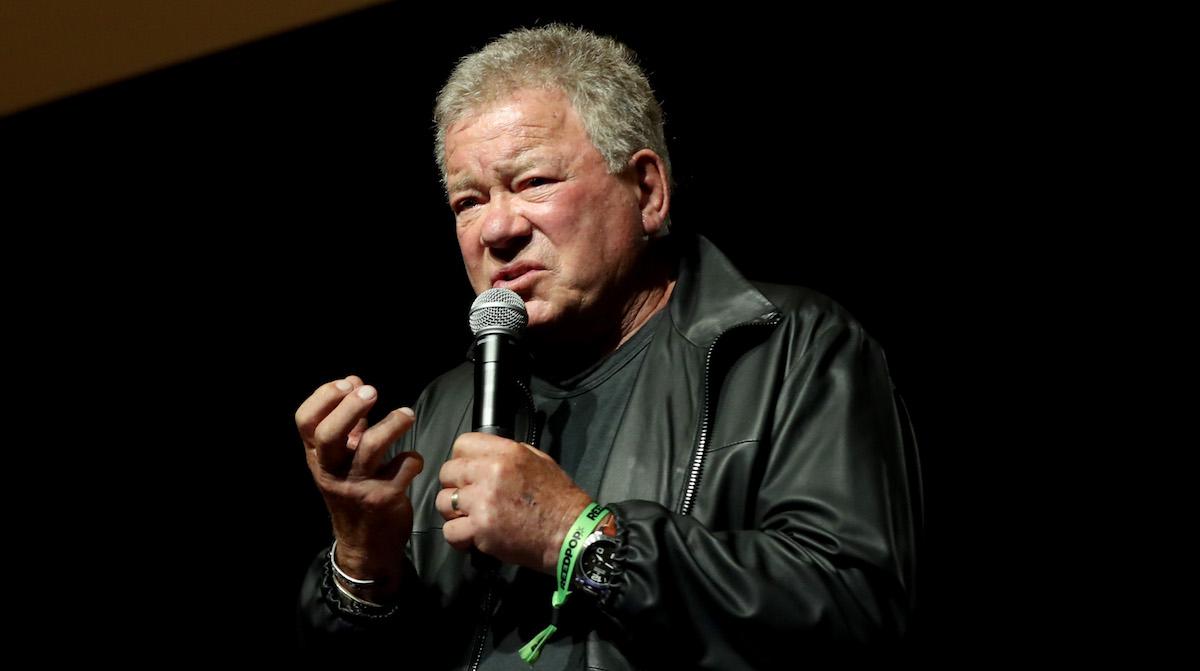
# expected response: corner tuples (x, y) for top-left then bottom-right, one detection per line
(469, 288), (528, 438)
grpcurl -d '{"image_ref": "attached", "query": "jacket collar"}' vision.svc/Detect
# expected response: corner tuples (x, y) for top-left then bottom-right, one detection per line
(668, 234), (780, 348)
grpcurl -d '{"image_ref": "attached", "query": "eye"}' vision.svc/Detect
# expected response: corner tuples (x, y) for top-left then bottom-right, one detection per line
(521, 176), (554, 189)
(453, 197), (480, 214)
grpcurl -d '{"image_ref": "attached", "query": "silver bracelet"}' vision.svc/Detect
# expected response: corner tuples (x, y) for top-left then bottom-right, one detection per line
(322, 557), (399, 620)
(329, 539), (377, 586)
(332, 575), (388, 608)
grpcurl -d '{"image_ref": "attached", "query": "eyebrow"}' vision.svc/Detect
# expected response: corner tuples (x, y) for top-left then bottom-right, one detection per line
(447, 147), (546, 195)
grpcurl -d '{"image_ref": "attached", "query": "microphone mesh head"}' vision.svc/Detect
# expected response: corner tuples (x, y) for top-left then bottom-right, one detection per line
(469, 288), (528, 335)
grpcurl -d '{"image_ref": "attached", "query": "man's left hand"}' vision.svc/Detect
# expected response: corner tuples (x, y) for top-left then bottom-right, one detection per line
(437, 433), (592, 574)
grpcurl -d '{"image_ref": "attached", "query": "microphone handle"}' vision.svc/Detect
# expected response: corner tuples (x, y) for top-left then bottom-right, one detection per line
(472, 333), (523, 438)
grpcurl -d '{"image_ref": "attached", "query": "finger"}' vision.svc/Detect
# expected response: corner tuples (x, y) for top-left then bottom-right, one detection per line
(295, 377), (358, 443)
(350, 407), (416, 479)
(341, 374), (368, 450)
(450, 432), (516, 460)
(441, 517), (475, 553)
(313, 385), (379, 472)
(435, 485), (470, 521)
(346, 417), (368, 450)
(438, 457), (476, 489)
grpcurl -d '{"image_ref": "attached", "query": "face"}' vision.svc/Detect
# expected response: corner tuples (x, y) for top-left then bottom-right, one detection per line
(443, 88), (651, 336)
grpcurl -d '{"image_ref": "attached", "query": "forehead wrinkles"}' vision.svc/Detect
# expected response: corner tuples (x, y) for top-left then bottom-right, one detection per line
(446, 89), (582, 167)
(446, 113), (573, 193)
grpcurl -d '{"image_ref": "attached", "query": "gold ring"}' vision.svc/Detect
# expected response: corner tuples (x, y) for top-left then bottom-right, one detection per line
(450, 488), (460, 513)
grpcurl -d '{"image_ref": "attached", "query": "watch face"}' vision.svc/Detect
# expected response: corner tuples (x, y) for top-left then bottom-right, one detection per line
(580, 538), (621, 587)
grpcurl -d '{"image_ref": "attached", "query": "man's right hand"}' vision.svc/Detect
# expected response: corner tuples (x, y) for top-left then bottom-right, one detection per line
(296, 375), (424, 602)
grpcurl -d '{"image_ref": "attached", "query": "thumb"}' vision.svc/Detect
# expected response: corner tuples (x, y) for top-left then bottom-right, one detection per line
(346, 417), (368, 450)
(387, 451), (425, 490)
(521, 441), (554, 463)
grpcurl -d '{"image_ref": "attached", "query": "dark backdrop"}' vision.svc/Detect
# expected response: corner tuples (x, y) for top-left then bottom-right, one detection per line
(3, 5), (1057, 660)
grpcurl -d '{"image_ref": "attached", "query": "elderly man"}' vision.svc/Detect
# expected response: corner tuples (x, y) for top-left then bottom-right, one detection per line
(297, 25), (921, 669)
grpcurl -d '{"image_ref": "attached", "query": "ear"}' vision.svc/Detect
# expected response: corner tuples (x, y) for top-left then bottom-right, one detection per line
(628, 149), (670, 238)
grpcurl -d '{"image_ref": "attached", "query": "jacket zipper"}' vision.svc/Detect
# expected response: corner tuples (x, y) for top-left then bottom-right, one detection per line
(467, 379), (539, 671)
(516, 376), (539, 448)
(679, 313), (781, 517)
(467, 576), (498, 671)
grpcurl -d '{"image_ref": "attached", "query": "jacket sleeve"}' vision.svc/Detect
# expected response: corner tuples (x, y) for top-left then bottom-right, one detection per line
(295, 546), (444, 655)
(598, 318), (920, 667)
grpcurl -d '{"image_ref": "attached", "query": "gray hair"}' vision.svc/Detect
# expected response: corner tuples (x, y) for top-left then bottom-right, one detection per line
(434, 24), (671, 189)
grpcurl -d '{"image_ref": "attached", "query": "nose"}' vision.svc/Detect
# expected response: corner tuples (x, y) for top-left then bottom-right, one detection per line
(479, 192), (532, 255)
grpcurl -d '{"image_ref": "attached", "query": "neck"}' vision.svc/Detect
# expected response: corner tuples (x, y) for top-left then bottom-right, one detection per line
(615, 277), (675, 348)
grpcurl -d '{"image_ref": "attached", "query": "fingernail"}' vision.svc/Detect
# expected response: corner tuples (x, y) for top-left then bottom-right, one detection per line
(335, 380), (352, 392)
(357, 386), (376, 401)
(399, 407), (415, 417)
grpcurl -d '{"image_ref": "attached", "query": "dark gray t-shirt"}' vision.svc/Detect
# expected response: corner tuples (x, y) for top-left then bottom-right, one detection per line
(532, 307), (665, 494)
(480, 309), (666, 671)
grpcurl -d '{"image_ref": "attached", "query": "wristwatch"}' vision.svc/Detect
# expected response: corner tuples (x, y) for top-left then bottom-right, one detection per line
(573, 519), (623, 598)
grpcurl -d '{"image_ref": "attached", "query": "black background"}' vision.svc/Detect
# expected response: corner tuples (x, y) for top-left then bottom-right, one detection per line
(3, 4), (1073, 659)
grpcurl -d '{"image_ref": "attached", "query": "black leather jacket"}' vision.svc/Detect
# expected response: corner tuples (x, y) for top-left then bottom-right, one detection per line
(298, 235), (923, 668)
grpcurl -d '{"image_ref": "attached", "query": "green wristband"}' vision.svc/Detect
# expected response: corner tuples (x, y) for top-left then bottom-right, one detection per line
(518, 502), (609, 665)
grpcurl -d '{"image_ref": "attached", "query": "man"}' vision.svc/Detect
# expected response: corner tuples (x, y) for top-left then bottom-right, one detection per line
(297, 25), (921, 668)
